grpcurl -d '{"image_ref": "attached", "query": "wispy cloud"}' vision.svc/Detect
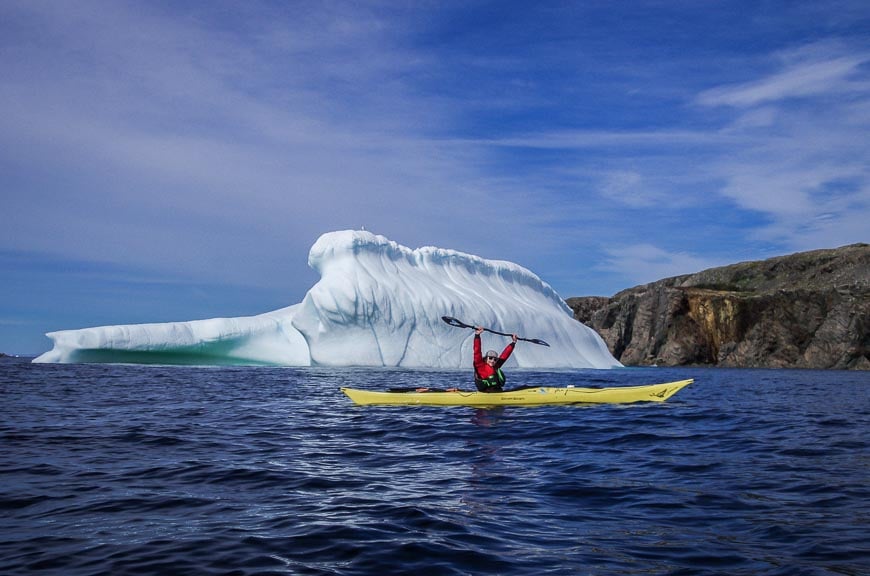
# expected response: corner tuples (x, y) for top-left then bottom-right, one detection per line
(459, 38), (870, 288)
(697, 42), (869, 107)
(0, 1), (488, 285)
(599, 244), (725, 286)
(464, 129), (733, 149)
(697, 42), (870, 250)
(2, 1), (869, 353)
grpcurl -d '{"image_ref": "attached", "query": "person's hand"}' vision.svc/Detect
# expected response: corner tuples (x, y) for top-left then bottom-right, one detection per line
(512, 334), (518, 344)
(475, 327), (484, 335)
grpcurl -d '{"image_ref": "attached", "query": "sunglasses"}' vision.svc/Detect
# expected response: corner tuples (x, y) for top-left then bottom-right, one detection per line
(486, 356), (498, 361)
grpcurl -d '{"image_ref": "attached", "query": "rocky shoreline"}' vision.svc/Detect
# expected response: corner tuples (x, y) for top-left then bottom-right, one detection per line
(568, 244), (869, 370)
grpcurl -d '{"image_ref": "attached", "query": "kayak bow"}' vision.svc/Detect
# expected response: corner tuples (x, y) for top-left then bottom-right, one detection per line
(341, 379), (692, 407)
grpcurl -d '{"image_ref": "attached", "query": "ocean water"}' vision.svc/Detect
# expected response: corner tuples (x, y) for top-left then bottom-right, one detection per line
(1, 358), (868, 576)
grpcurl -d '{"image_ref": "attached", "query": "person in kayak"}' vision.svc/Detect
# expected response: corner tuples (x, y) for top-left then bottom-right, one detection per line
(473, 326), (517, 392)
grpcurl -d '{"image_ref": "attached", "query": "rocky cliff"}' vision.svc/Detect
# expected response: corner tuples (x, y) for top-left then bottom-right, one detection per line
(567, 244), (869, 370)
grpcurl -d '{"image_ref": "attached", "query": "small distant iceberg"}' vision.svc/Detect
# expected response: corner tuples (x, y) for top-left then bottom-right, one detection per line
(34, 230), (622, 369)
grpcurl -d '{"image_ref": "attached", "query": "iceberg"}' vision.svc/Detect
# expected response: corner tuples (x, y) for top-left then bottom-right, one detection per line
(33, 230), (622, 369)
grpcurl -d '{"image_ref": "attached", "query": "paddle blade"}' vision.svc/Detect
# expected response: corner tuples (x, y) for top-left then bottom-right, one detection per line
(522, 338), (550, 347)
(441, 316), (473, 329)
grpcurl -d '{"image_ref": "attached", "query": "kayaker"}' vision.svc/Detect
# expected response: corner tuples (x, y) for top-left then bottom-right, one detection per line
(473, 326), (517, 392)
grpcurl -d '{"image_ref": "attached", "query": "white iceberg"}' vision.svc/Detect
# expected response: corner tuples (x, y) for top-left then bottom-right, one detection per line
(33, 230), (621, 369)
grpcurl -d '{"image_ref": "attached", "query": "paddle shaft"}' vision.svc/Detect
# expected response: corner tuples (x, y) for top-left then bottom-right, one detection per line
(441, 316), (550, 347)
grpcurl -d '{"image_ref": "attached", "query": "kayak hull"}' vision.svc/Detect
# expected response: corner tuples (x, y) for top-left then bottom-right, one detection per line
(341, 379), (692, 406)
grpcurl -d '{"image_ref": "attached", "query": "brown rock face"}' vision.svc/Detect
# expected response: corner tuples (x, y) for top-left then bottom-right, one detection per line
(567, 244), (869, 370)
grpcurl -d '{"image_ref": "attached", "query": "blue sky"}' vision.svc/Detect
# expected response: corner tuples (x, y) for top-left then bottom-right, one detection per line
(2, 1), (868, 355)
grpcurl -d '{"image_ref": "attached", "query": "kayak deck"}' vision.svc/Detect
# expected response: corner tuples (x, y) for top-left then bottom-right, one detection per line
(341, 379), (692, 406)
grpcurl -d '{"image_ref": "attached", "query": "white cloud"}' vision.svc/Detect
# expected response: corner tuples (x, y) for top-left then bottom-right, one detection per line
(697, 42), (869, 107)
(2, 2), (868, 323)
(469, 129), (731, 150)
(697, 41), (870, 251)
(599, 244), (723, 286)
(0, 1), (491, 286)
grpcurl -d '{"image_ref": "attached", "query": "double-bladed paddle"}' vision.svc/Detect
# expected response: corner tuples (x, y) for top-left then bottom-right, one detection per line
(441, 316), (550, 347)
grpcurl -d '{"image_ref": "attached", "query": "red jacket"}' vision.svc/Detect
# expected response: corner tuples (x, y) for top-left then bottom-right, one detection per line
(473, 334), (515, 388)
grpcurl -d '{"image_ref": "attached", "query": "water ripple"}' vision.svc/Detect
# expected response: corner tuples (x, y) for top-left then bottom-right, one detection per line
(1, 360), (868, 575)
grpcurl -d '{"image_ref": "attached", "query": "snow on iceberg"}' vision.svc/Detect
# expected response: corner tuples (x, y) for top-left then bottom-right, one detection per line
(34, 230), (621, 369)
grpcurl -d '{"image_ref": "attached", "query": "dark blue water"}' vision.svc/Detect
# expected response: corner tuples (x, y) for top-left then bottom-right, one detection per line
(1, 358), (867, 575)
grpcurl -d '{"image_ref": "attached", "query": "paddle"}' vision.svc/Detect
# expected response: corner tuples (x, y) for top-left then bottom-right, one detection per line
(441, 316), (551, 347)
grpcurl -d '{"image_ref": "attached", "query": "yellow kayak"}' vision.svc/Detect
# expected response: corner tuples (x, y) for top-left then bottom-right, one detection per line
(341, 379), (692, 406)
